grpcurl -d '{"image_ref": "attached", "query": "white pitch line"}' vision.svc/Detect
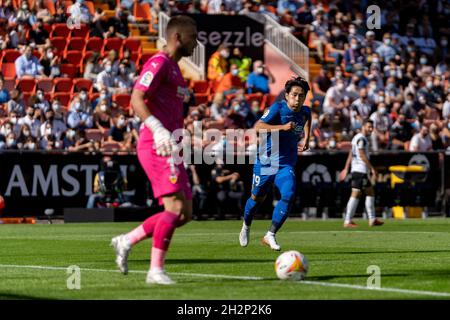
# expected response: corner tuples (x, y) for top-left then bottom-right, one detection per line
(0, 264), (449, 298)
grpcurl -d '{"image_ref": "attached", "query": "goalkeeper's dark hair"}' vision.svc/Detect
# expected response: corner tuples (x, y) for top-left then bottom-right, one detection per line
(284, 76), (310, 94)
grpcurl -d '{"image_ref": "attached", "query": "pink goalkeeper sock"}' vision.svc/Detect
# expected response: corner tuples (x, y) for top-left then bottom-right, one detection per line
(126, 213), (162, 245)
(150, 211), (179, 270)
(150, 247), (167, 270)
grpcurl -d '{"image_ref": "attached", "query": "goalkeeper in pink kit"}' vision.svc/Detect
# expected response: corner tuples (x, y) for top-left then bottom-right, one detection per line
(111, 15), (198, 285)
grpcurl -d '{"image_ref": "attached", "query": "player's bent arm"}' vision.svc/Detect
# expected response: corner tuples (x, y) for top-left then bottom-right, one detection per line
(343, 149), (352, 171)
(254, 120), (291, 132)
(358, 149), (375, 172)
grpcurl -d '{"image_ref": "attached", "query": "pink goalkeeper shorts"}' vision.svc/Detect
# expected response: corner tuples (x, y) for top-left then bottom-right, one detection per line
(137, 127), (192, 205)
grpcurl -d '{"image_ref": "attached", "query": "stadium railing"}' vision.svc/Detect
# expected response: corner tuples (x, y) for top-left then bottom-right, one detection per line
(158, 12), (206, 80)
(246, 12), (309, 81)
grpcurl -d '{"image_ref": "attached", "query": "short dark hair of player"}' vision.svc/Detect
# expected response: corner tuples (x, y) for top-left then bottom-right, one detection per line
(363, 119), (374, 126)
(167, 15), (197, 36)
(284, 77), (310, 94)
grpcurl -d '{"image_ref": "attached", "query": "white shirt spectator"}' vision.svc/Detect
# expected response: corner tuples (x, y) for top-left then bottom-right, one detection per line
(67, 110), (93, 129)
(351, 98), (372, 118)
(19, 115), (41, 138)
(369, 111), (392, 132)
(409, 132), (432, 152)
(40, 119), (67, 140)
(323, 85), (348, 114)
(68, 1), (92, 24)
(95, 69), (115, 92)
(443, 99), (450, 119)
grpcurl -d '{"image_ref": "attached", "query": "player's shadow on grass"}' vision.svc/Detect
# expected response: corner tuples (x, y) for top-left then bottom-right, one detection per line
(308, 269), (450, 281)
(131, 258), (275, 265)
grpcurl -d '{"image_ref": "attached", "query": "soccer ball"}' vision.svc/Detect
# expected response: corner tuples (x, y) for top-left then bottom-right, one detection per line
(275, 250), (308, 280)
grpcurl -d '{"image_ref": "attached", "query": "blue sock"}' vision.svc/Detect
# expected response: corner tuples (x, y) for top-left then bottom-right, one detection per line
(270, 198), (292, 233)
(244, 198), (261, 227)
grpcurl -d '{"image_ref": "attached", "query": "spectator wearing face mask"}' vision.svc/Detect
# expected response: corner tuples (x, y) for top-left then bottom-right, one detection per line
(207, 43), (230, 81)
(108, 113), (133, 149)
(351, 88), (373, 119)
(385, 77), (400, 98)
(69, 92), (91, 114)
(95, 59), (115, 93)
(40, 109), (67, 140)
(15, 45), (45, 79)
(7, 89), (26, 117)
(62, 128), (78, 150)
(215, 64), (244, 95)
(40, 47), (61, 78)
(33, 89), (51, 112)
(375, 33), (397, 64)
(28, 19), (50, 47)
(344, 38), (364, 72)
(5, 131), (18, 149)
(7, 110), (21, 135)
(369, 103), (392, 150)
(67, 100), (94, 130)
(93, 100), (113, 135)
(229, 47), (252, 82)
(113, 61), (134, 94)
(246, 60), (275, 94)
(443, 93), (450, 119)
(84, 52), (103, 82)
(18, 106), (41, 138)
(245, 99), (263, 128)
(17, 123), (37, 150)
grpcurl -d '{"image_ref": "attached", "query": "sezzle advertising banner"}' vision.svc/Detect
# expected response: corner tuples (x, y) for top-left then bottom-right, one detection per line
(186, 14), (265, 73)
(0, 151), (442, 217)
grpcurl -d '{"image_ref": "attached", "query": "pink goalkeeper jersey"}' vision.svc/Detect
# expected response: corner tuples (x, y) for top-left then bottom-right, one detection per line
(133, 51), (187, 134)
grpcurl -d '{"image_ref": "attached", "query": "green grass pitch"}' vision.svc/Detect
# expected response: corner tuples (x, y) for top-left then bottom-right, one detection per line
(0, 218), (450, 300)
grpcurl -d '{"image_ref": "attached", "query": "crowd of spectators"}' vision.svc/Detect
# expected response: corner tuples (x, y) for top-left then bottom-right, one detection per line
(1, 0), (449, 154)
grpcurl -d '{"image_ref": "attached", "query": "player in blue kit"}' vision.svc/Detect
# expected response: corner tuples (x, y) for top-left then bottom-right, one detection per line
(239, 77), (311, 251)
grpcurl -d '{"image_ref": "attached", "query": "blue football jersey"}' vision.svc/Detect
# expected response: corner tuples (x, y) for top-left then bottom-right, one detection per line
(256, 100), (311, 168)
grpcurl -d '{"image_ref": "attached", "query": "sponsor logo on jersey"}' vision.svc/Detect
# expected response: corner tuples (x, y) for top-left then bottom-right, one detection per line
(139, 71), (154, 87)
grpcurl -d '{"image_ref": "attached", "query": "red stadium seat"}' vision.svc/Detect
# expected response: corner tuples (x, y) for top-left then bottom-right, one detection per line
(123, 38), (142, 53)
(70, 24), (90, 39)
(50, 37), (68, 54)
(22, 92), (32, 105)
(60, 64), (79, 78)
(139, 52), (156, 66)
(73, 78), (93, 93)
(3, 78), (16, 92)
(194, 93), (209, 105)
(85, 129), (104, 142)
(89, 92), (100, 103)
(192, 80), (210, 94)
(101, 141), (123, 152)
(245, 93), (264, 104)
(16, 78), (37, 93)
(52, 92), (72, 107)
(37, 78), (54, 93)
(51, 23), (71, 38)
(104, 38), (123, 55)
(54, 78), (74, 93)
(67, 37), (86, 51)
(113, 94), (131, 110)
(85, 37), (104, 54)
(2, 49), (21, 63)
(32, 51), (42, 60)
(64, 51), (83, 68)
(42, 23), (53, 34)
(1, 63), (17, 78)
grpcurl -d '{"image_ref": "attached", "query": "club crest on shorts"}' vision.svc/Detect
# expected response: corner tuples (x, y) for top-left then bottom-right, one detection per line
(167, 157), (179, 184)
